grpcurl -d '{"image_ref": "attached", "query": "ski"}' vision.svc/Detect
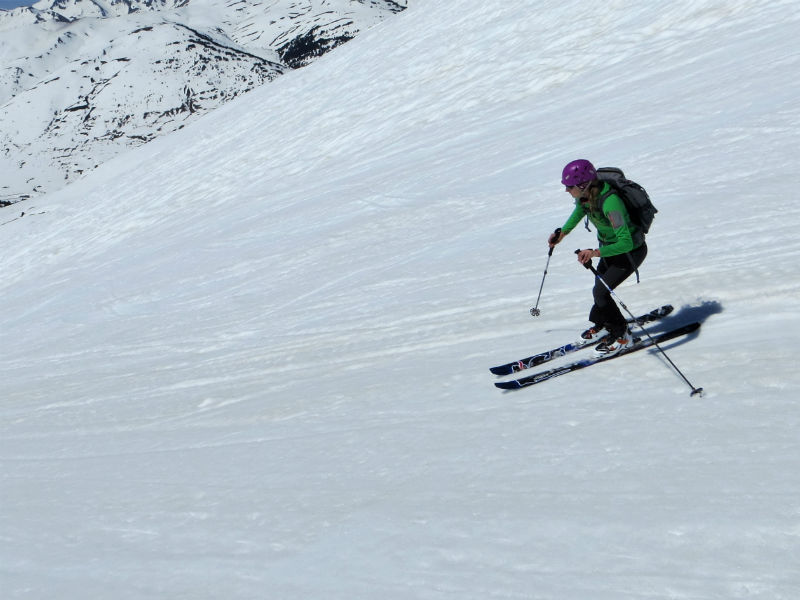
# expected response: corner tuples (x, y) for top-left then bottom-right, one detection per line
(494, 321), (700, 390)
(490, 304), (674, 376)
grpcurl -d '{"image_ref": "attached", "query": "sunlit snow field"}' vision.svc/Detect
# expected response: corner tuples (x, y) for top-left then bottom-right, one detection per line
(2, 1), (800, 598)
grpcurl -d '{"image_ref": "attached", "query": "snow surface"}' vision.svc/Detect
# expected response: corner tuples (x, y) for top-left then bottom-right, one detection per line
(2, 0), (800, 598)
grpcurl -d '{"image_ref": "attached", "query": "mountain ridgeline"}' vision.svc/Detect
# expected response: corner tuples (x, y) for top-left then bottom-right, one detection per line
(0, 0), (407, 204)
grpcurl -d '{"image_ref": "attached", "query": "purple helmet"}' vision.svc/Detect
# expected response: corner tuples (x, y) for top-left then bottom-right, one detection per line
(561, 159), (596, 187)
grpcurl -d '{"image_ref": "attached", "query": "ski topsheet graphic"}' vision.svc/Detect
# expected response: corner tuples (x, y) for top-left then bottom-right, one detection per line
(495, 321), (700, 390)
(490, 305), (673, 377)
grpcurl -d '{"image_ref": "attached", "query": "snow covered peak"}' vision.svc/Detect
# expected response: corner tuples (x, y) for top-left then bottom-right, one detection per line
(0, 0), (406, 204)
(25, 0), (179, 20)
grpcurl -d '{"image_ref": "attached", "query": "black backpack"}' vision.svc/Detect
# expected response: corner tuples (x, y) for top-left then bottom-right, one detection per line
(596, 167), (657, 235)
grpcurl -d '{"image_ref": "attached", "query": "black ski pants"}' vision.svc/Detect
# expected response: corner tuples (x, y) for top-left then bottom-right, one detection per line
(588, 244), (648, 338)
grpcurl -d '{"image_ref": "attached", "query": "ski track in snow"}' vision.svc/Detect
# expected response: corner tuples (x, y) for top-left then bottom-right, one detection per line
(2, 1), (800, 598)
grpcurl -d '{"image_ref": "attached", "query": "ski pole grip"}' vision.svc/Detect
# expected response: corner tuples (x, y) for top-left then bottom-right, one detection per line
(575, 248), (594, 271)
(547, 227), (562, 256)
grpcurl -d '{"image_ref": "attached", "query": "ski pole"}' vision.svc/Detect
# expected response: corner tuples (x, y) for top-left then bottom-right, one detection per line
(530, 228), (561, 317)
(576, 250), (704, 397)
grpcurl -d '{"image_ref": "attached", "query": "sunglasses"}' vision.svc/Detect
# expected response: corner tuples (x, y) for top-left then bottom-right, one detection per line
(565, 182), (589, 191)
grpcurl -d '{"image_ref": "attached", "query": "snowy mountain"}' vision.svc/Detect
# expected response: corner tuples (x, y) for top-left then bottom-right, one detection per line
(0, 0), (406, 203)
(2, 0), (800, 598)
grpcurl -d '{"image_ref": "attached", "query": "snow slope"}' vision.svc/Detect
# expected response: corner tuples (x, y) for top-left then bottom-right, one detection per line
(2, 0), (800, 598)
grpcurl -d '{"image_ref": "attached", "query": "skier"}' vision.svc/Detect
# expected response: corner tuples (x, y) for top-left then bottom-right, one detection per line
(548, 159), (647, 357)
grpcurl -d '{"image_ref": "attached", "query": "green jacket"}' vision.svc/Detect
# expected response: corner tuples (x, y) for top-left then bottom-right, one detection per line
(561, 182), (641, 258)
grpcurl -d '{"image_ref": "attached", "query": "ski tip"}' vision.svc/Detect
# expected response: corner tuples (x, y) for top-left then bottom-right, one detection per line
(491, 361), (527, 376)
(494, 380), (521, 391)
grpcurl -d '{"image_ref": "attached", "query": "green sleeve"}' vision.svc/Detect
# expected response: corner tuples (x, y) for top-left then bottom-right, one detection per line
(561, 203), (585, 235)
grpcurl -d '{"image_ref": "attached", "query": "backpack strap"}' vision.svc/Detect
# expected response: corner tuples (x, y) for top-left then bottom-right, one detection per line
(599, 187), (615, 203)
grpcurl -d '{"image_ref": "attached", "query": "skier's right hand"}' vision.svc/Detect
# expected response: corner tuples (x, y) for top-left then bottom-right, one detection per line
(548, 229), (563, 248)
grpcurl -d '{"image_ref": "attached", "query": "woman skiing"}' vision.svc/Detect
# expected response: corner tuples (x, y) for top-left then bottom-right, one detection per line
(548, 159), (647, 357)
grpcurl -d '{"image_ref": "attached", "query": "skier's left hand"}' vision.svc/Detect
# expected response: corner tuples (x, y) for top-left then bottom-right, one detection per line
(577, 249), (600, 264)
